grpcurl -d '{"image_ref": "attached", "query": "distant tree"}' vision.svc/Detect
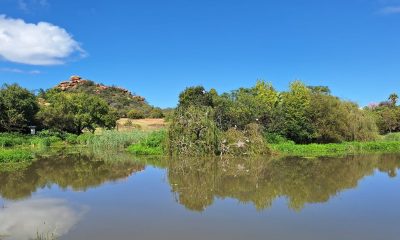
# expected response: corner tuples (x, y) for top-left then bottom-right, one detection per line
(149, 108), (164, 118)
(37, 92), (116, 134)
(178, 86), (213, 108)
(127, 109), (145, 119)
(307, 86), (331, 95)
(389, 93), (398, 107)
(0, 84), (39, 132)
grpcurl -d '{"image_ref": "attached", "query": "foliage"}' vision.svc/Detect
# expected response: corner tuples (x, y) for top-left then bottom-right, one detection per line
(43, 79), (159, 119)
(0, 149), (33, 163)
(0, 133), (30, 147)
(127, 130), (166, 155)
(271, 141), (400, 157)
(127, 109), (145, 119)
(178, 86), (214, 108)
(79, 130), (147, 150)
(279, 81), (314, 143)
(37, 92), (117, 134)
(382, 132), (400, 141)
(220, 123), (269, 156)
(167, 105), (220, 156)
(0, 84), (39, 132)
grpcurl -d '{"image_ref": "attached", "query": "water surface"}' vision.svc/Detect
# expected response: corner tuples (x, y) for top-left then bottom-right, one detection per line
(1, 153), (399, 240)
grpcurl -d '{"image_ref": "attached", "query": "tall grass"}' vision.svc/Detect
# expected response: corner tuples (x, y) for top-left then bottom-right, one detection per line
(79, 130), (148, 150)
(0, 149), (33, 163)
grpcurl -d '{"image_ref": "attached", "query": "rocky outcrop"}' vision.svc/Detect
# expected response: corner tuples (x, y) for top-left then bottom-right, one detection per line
(57, 75), (87, 91)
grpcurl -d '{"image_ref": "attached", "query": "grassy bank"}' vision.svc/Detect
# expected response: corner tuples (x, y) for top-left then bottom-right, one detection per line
(271, 141), (400, 157)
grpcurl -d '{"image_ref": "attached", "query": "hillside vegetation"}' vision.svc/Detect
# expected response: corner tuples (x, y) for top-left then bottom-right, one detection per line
(39, 75), (164, 119)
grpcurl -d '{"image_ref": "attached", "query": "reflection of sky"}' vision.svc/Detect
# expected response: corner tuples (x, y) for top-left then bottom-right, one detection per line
(0, 198), (86, 240)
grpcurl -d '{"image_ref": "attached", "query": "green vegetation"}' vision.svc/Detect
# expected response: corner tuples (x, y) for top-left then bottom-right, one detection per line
(79, 130), (147, 150)
(167, 81), (380, 157)
(3, 78), (400, 160)
(0, 149), (32, 163)
(0, 84), (39, 132)
(127, 130), (166, 155)
(37, 92), (117, 134)
(42, 76), (163, 119)
(271, 141), (400, 157)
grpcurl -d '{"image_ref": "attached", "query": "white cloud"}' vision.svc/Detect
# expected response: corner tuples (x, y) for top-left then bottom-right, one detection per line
(0, 67), (41, 74)
(379, 6), (400, 14)
(0, 15), (86, 65)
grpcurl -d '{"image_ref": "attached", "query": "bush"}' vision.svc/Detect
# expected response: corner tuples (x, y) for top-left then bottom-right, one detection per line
(127, 130), (166, 155)
(220, 123), (269, 156)
(0, 133), (29, 147)
(264, 133), (292, 144)
(65, 133), (79, 144)
(167, 106), (220, 156)
(127, 109), (145, 119)
(76, 133), (96, 145)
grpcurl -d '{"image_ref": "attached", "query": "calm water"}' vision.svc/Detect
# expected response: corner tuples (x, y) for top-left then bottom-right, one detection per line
(1, 152), (400, 240)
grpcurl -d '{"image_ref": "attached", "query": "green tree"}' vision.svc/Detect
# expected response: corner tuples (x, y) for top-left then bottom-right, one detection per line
(389, 93), (398, 107)
(178, 86), (213, 108)
(280, 81), (314, 143)
(37, 92), (116, 134)
(167, 105), (219, 156)
(0, 84), (39, 132)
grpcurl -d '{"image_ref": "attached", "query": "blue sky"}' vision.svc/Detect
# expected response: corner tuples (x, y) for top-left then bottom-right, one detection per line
(0, 0), (399, 108)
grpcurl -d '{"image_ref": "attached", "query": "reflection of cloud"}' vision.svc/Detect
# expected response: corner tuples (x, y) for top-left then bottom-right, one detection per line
(0, 198), (86, 240)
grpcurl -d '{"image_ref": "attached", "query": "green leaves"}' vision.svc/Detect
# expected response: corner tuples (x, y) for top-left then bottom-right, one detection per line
(37, 92), (117, 134)
(0, 84), (39, 132)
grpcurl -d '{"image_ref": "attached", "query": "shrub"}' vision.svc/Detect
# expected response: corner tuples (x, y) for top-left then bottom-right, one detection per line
(0, 133), (29, 147)
(65, 133), (78, 144)
(127, 109), (145, 119)
(76, 133), (96, 145)
(167, 106), (220, 156)
(220, 123), (269, 156)
(127, 130), (166, 155)
(264, 133), (292, 144)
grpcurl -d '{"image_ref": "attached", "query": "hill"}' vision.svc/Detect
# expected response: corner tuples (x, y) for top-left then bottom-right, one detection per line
(42, 75), (164, 118)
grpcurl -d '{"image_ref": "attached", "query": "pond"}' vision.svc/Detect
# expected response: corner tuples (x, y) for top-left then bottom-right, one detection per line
(0, 152), (399, 240)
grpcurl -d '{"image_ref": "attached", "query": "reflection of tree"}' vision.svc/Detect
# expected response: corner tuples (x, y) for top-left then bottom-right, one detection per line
(0, 153), (145, 200)
(167, 155), (400, 212)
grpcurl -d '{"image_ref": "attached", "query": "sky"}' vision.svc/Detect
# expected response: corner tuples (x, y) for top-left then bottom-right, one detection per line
(0, 0), (399, 108)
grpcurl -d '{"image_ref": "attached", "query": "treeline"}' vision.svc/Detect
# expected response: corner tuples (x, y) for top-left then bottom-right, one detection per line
(168, 80), (397, 156)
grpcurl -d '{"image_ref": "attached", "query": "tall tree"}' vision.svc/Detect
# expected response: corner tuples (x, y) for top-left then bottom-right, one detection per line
(388, 93), (398, 107)
(0, 84), (39, 132)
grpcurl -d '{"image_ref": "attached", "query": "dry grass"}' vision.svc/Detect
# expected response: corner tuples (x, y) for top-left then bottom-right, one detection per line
(116, 118), (166, 132)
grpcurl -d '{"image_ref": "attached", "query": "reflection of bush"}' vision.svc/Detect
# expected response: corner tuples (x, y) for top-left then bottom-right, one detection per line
(167, 155), (400, 212)
(0, 152), (145, 200)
